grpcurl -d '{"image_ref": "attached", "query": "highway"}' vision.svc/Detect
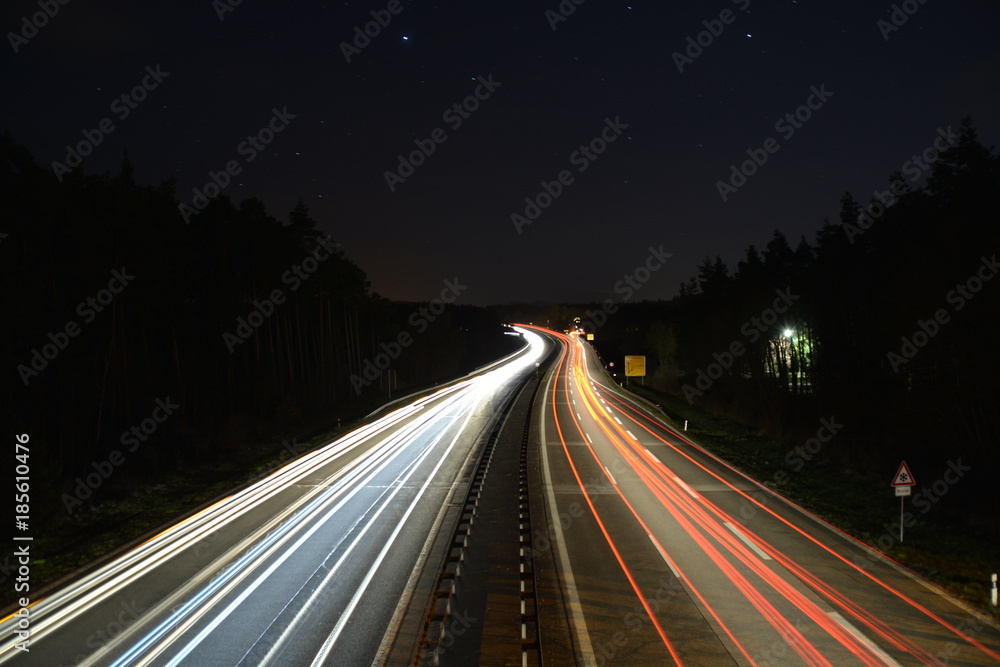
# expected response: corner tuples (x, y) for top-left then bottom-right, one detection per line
(5, 323), (999, 666)
(0, 330), (547, 667)
(528, 326), (1000, 666)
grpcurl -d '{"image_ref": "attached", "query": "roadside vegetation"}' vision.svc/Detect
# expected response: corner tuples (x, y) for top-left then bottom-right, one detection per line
(630, 383), (999, 616)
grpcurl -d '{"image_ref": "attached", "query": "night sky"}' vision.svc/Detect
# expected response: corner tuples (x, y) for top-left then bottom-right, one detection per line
(3, 0), (998, 305)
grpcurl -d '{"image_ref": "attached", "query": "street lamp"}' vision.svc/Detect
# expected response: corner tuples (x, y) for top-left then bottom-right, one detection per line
(782, 329), (796, 391)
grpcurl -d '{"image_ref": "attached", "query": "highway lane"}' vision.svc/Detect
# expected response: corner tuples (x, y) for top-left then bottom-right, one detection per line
(529, 326), (1000, 666)
(0, 330), (548, 667)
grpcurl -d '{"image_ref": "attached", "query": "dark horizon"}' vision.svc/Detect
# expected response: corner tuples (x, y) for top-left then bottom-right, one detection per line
(3, 0), (998, 305)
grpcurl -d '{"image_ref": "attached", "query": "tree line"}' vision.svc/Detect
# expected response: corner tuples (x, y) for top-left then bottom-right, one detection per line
(0, 132), (518, 523)
(498, 119), (999, 524)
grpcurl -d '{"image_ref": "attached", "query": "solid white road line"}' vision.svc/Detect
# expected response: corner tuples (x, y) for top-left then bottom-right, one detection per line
(541, 359), (596, 666)
(158, 405), (460, 667)
(309, 394), (483, 666)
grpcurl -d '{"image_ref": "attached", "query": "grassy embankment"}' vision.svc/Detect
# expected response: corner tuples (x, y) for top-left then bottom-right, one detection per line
(624, 383), (999, 616)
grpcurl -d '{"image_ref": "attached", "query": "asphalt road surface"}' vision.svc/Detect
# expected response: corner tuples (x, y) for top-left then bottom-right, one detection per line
(0, 330), (547, 667)
(6, 324), (999, 666)
(528, 326), (1000, 666)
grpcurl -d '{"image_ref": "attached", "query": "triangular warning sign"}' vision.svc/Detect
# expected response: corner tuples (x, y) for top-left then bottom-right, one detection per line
(891, 461), (916, 486)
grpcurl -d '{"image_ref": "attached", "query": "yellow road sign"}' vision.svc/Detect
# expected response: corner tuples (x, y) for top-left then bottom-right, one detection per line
(625, 355), (646, 377)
